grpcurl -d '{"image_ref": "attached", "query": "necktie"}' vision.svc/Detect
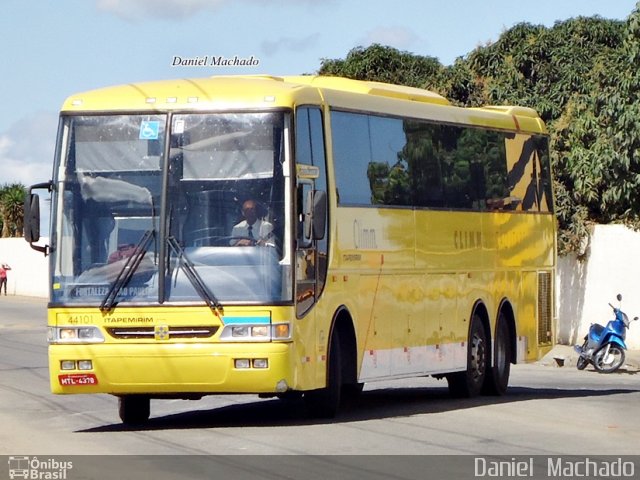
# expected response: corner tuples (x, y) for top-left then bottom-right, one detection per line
(247, 225), (254, 239)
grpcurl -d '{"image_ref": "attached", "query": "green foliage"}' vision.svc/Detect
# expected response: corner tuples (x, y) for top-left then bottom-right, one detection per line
(319, 44), (444, 89)
(317, 3), (640, 255)
(0, 183), (27, 238)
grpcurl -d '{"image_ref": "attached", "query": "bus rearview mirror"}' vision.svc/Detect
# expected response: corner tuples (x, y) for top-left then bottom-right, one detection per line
(24, 181), (52, 255)
(24, 193), (41, 243)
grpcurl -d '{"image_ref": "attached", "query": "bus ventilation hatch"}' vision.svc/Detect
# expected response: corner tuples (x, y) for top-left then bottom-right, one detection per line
(537, 271), (553, 345)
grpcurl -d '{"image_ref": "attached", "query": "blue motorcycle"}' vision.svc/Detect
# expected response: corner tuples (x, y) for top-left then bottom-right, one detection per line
(574, 294), (637, 373)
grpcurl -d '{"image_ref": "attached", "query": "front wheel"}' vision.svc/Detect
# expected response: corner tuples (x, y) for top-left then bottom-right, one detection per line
(304, 330), (342, 418)
(118, 395), (150, 425)
(593, 345), (625, 373)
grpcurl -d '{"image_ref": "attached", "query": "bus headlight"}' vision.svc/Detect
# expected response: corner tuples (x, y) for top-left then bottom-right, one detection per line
(221, 322), (291, 342)
(228, 325), (270, 338)
(48, 326), (105, 344)
(231, 326), (250, 337)
(251, 326), (269, 337)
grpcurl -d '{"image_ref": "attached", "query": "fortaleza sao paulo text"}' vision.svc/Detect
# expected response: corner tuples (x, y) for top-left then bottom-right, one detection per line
(171, 55), (260, 67)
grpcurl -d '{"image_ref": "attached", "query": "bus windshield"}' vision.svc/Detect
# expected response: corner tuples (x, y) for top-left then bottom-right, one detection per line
(51, 112), (291, 306)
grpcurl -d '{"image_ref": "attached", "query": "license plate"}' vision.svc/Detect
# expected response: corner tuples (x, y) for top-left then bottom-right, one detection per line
(58, 373), (98, 386)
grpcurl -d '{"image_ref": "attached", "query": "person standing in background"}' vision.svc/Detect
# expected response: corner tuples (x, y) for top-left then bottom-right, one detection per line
(0, 263), (11, 295)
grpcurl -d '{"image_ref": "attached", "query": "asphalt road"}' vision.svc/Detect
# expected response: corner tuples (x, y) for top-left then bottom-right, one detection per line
(1, 295), (639, 461)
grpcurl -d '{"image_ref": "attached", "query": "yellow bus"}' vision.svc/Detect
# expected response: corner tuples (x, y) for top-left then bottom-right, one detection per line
(25, 75), (555, 424)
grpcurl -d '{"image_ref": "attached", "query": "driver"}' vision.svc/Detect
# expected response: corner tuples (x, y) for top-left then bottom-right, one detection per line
(231, 199), (274, 246)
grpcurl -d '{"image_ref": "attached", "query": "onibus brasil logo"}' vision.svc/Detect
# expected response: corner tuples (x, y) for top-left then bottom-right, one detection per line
(8, 457), (73, 479)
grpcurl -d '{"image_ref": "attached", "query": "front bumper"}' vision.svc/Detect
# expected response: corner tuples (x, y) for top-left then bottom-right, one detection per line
(49, 342), (293, 395)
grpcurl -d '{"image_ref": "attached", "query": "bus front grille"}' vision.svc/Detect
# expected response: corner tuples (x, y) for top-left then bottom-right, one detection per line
(105, 326), (218, 339)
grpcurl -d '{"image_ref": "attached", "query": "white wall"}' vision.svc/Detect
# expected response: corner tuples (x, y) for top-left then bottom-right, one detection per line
(0, 237), (49, 298)
(557, 224), (640, 349)
(2, 225), (640, 348)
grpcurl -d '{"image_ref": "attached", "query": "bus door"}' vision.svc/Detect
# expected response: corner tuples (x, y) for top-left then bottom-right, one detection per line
(294, 107), (328, 318)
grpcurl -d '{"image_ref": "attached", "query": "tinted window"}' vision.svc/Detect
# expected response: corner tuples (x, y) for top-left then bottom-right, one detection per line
(331, 112), (372, 205)
(331, 109), (552, 212)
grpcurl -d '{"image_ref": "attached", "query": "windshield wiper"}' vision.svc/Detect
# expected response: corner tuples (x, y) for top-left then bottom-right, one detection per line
(100, 230), (155, 312)
(166, 236), (224, 316)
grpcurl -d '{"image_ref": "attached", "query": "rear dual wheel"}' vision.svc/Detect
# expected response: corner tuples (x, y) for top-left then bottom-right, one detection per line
(483, 313), (511, 396)
(447, 316), (487, 398)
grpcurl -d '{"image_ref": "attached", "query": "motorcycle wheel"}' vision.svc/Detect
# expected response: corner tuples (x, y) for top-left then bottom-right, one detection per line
(575, 339), (589, 371)
(576, 356), (589, 371)
(593, 345), (625, 373)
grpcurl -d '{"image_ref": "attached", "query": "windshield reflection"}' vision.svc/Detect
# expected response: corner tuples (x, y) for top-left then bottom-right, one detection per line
(165, 112), (288, 304)
(51, 112), (291, 306)
(52, 115), (162, 305)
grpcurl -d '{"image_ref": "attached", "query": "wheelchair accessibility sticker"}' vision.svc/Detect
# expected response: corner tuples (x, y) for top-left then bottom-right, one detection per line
(139, 120), (160, 140)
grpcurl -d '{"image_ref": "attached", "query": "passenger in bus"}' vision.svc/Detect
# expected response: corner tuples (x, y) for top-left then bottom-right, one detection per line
(231, 199), (275, 246)
(107, 243), (138, 263)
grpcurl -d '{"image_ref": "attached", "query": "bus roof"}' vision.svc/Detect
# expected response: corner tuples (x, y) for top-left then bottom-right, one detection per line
(282, 75), (451, 106)
(61, 75), (546, 134)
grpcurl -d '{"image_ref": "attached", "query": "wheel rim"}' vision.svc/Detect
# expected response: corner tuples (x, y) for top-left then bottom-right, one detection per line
(595, 346), (624, 370)
(495, 328), (507, 373)
(470, 332), (486, 381)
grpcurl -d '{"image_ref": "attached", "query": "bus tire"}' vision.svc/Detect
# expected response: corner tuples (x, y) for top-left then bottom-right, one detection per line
(483, 312), (511, 396)
(342, 382), (364, 400)
(447, 315), (487, 398)
(118, 395), (150, 425)
(304, 330), (342, 418)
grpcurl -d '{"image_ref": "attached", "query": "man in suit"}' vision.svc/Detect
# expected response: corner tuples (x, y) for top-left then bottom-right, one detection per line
(231, 199), (274, 246)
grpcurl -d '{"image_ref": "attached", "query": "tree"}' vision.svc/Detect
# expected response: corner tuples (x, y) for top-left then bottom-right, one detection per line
(319, 44), (445, 90)
(550, 7), (640, 253)
(315, 6), (640, 254)
(459, 17), (624, 121)
(0, 183), (27, 238)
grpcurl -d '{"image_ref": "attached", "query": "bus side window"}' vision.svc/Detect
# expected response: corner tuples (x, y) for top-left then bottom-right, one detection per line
(295, 106), (328, 247)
